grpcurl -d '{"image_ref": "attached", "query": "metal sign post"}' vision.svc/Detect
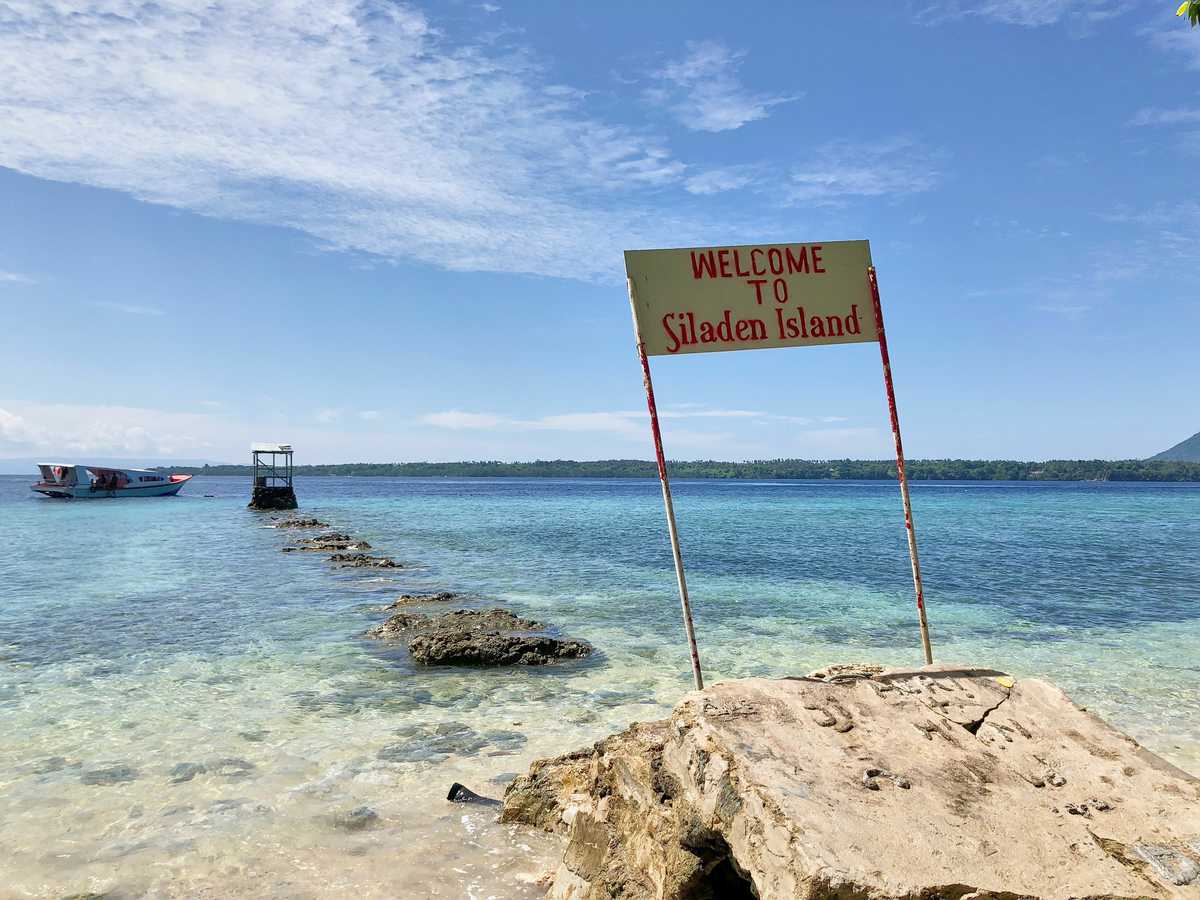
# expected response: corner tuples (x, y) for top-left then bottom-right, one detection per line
(868, 266), (933, 664)
(628, 277), (705, 691)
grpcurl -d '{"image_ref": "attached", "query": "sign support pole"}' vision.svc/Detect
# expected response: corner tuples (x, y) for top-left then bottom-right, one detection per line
(868, 266), (934, 665)
(628, 277), (705, 691)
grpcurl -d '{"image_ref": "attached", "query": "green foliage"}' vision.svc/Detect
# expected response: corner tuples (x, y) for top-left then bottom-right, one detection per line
(1179, 0), (1200, 26)
(167, 458), (1200, 482)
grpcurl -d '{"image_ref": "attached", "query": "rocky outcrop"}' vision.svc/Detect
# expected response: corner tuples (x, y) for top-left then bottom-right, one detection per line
(386, 591), (464, 608)
(502, 665), (1200, 899)
(249, 486), (297, 510)
(327, 552), (401, 569)
(410, 632), (592, 666)
(272, 517), (330, 529)
(366, 608), (592, 667)
(282, 533), (371, 552)
(367, 608), (543, 639)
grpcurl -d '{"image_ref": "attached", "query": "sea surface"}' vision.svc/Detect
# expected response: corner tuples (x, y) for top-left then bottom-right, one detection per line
(1, 475), (1198, 898)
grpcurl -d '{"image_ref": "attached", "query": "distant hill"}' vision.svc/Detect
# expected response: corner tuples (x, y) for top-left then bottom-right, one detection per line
(1151, 432), (1200, 462)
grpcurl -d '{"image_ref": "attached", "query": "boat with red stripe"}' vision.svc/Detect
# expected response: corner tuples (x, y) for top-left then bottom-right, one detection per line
(31, 464), (193, 498)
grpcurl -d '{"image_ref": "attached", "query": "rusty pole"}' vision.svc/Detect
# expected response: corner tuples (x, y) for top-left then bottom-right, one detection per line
(627, 277), (704, 690)
(868, 266), (933, 665)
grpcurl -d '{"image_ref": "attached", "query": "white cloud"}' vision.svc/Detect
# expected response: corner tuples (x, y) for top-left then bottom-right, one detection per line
(359, 409), (382, 421)
(88, 301), (165, 316)
(684, 167), (756, 196)
(787, 138), (942, 205)
(0, 0), (731, 283)
(0, 270), (35, 284)
(314, 408), (342, 425)
(420, 410), (508, 430)
(1128, 106), (1200, 127)
(915, 1), (1127, 27)
(0, 408), (45, 449)
(647, 41), (795, 133)
(0, 404), (210, 456)
(1148, 28), (1200, 70)
(420, 407), (831, 434)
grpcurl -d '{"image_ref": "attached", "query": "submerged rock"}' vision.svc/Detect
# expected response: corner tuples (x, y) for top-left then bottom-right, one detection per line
(81, 765), (138, 786)
(328, 552), (401, 569)
(331, 805), (379, 832)
(502, 665), (1200, 899)
(272, 517), (327, 529)
(366, 607), (591, 667)
(168, 762), (207, 784)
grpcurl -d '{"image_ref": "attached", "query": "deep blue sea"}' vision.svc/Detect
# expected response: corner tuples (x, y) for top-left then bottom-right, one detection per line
(1, 474), (1198, 898)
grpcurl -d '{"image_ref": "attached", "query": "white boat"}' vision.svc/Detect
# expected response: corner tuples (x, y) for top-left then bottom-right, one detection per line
(31, 464), (193, 499)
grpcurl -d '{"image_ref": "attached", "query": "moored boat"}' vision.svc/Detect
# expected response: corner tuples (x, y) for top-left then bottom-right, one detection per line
(31, 464), (193, 499)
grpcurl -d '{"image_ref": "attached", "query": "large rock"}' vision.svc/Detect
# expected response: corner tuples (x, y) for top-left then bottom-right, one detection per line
(410, 631), (592, 666)
(501, 665), (1200, 899)
(366, 608), (592, 667)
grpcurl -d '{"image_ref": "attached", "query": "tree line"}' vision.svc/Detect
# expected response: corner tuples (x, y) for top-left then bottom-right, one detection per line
(167, 458), (1200, 481)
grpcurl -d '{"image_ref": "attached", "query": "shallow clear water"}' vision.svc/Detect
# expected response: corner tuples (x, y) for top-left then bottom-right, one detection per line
(1, 475), (1198, 898)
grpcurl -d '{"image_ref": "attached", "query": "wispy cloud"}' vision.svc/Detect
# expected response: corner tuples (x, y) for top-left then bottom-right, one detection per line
(787, 138), (942, 205)
(684, 167), (757, 196)
(1128, 106), (1200, 127)
(915, 0), (1128, 27)
(1034, 304), (1091, 318)
(645, 41), (796, 133)
(1147, 28), (1200, 70)
(0, 270), (35, 284)
(0, 1), (731, 283)
(420, 407), (830, 434)
(88, 301), (165, 316)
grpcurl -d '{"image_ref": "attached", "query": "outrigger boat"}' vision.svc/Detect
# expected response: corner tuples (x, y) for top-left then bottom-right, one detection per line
(31, 464), (193, 499)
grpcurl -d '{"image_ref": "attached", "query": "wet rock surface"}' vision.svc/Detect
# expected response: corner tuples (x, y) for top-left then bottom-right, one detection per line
(271, 517), (330, 529)
(366, 607), (591, 667)
(502, 665), (1200, 899)
(282, 533), (371, 552)
(327, 552), (401, 569)
(367, 608), (544, 639)
(410, 632), (591, 666)
(385, 591), (465, 608)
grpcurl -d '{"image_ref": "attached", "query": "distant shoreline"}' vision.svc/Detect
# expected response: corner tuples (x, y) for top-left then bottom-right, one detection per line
(155, 459), (1200, 482)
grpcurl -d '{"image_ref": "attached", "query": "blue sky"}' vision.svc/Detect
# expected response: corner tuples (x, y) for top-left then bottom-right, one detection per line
(1, 0), (1197, 465)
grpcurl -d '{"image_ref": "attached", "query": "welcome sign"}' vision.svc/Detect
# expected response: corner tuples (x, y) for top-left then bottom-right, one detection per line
(625, 240), (876, 357)
(623, 238), (933, 689)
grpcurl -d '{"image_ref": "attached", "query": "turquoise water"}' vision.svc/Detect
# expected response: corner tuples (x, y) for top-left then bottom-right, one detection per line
(1, 474), (1198, 898)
